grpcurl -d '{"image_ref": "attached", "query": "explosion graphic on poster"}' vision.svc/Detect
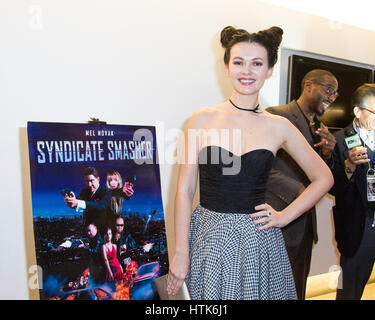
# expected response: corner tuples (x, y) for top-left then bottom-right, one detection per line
(27, 122), (168, 300)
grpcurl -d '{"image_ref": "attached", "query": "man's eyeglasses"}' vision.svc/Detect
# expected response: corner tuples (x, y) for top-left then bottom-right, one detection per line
(116, 224), (124, 227)
(361, 108), (375, 116)
(312, 81), (339, 99)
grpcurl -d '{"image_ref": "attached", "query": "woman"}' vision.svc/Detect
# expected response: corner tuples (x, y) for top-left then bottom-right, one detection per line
(166, 26), (334, 300)
(106, 170), (134, 216)
(102, 227), (124, 282)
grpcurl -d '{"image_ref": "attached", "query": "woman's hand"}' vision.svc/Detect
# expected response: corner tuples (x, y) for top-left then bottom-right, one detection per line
(123, 182), (134, 197)
(250, 203), (289, 230)
(166, 251), (190, 295)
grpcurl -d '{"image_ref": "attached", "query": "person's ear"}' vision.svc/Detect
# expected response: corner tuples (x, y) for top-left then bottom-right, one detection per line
(303, 80), (313, 94)
(266, 67), (274, 79)
(353, 106), (361, 119)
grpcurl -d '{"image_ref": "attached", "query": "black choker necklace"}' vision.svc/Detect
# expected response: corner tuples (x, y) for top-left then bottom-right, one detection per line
(229, 99), (261, 113)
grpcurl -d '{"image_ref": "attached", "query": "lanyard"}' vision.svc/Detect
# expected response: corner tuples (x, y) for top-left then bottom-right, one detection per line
(356, 125), (375, 227)
(356, 125), (375, 167)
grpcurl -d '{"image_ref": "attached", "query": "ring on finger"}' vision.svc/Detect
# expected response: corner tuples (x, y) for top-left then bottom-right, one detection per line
(266, 210), (272, 217)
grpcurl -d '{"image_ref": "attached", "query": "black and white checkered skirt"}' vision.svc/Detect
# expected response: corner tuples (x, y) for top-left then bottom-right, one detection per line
(186, 205), (297, 300)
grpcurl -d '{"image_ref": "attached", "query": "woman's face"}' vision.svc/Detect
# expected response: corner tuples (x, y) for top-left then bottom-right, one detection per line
(108, 175), (119, 189)
(225, 41), (273, 97)
(105, 228), (112, 242)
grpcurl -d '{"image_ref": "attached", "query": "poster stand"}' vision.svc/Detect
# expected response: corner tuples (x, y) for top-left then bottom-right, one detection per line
(88, 117), (107, 125)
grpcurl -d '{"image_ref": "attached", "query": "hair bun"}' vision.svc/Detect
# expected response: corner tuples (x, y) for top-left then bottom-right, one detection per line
(269, 26), (283, 37)
(268, 26), (283, 47)
(257, 26), (283, 49)
(220, 26), (237, 48)
(220, 26), (249, 49)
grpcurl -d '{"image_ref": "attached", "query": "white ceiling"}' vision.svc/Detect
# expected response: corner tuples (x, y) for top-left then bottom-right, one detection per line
(260, 0), (375, 32)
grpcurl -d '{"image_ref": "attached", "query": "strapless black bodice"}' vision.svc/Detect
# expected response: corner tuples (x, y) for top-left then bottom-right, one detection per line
(198, 145), (275, 213)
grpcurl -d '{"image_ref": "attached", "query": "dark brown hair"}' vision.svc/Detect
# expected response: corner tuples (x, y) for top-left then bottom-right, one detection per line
(84, 167), (99, 178)
(220, 26), (283, 68)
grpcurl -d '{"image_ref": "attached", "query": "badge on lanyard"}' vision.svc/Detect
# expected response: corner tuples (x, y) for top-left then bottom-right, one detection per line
(356, 125), (375, 202)
(367, 168), (375, 202)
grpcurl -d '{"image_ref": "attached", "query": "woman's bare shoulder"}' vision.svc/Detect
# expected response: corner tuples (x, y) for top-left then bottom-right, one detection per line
(187, 103), (225, 128)
(263, 111), (293, 131)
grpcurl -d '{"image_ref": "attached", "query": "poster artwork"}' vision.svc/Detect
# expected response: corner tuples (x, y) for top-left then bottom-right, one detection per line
(27, 121), (168, 300)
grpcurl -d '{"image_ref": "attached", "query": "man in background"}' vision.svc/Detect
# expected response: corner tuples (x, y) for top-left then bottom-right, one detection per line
(331, 83), (375, 299)
(266, 69), (339, 299)
(84, 223), (105, 285)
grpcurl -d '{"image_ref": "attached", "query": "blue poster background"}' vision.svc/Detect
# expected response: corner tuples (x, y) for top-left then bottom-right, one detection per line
(27, 121), (168, 300)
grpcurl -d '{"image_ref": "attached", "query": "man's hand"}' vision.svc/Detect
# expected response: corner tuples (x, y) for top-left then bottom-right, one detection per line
(344, 146), (369, 177)
(64, 191), (78, 209)
(314, 126), (336, 159)
(347, 146), (369, 166)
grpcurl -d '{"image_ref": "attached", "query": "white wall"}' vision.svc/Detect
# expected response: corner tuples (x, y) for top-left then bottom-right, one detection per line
(1, 0), (375, 299)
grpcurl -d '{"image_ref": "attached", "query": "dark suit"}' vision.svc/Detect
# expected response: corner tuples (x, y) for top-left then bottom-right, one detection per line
(77, 186), (112, 233)
(266, 100), (320, 300)
(331, 123), (375, 299)
(86, 232), (106, 284)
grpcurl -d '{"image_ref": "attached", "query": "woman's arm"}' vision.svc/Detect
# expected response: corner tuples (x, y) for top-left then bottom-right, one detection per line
(166, 113), (201, 295)
(102, 245), (114, 281)
(252, 117), (334, 229)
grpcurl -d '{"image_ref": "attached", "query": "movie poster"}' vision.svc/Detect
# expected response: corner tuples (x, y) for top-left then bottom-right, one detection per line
(27, 121), (168, 300)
